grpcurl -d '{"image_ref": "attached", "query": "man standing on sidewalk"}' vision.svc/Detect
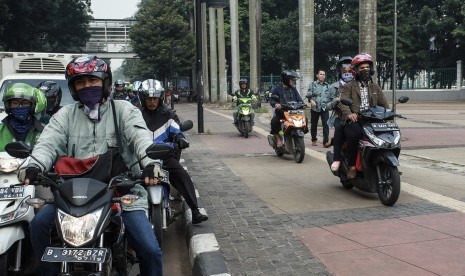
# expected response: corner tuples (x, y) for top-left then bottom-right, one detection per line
(307, 69), (331, 147)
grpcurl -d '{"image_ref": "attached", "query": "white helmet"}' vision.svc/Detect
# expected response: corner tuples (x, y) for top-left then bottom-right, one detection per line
(141, 79), (164, 100)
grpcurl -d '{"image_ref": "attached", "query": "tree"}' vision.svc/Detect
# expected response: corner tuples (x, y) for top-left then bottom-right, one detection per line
(128, 0), (195, 82)
(0, 0), (91, 52)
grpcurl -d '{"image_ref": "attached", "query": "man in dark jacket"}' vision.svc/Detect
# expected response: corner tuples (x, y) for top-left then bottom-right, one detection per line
(340, 53), (390, 178)
(270, 70), (307, 148)
(140, 79), (208, 224)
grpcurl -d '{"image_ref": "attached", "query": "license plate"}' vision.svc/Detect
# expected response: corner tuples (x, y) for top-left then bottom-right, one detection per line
(41, 247), (108, 263)
(371, 122), (399, 132)
(0, 186), (24, 200)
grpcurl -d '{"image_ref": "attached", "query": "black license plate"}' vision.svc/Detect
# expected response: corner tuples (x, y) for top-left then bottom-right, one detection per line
(41, 247), (108, 263)
(371, 122), (399, 132)
(0, 186), (24, 200)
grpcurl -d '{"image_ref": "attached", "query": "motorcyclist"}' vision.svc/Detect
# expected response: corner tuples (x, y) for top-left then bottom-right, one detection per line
(327, 56), (354, 171)
(20, 55), (163, 276)
(126, 81), (141, 108)
(0, 83), (44, 151)
(111, 79), (127, 100)
(339, 53), (390, 178)
(139, 79), (208, 224)
(270, 70), (307, 148)
(36, 80), (63, 124)
(232, 78), (256, 125)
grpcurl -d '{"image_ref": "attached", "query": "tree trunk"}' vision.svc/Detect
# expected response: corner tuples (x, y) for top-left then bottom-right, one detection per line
(249, 0), (258, 96)
(202, 2), (209, 101)
(230, 0), (240, 94)
(299, 0), (314, 99)
(209, 8), (218, 102)
(359, 0), (377, 79)
(217, 9), (227, 104)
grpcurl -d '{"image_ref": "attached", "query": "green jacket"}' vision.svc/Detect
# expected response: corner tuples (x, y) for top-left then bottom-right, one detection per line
(307, 81), (330, 112)
(28, 100), (159, 212)
(0, 117), (43, 151)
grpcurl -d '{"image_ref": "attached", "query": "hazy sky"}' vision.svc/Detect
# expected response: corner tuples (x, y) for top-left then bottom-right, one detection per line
(91, 0), (140, 19)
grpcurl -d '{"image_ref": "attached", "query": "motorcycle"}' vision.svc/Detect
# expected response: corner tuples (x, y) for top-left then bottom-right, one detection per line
(234, 97), (255, 138)
(326, 96), (409, 206)
(5, 142), (171, 275)
(267, 96), (308, 163)
(148, 120), (193, 249)
(0, 152), (37, 275)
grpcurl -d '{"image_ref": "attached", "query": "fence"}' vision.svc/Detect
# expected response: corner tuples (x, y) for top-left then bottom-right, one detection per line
(378, 67), (458, 90)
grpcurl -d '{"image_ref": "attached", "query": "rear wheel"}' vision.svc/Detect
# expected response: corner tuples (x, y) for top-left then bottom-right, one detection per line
(150, 202), (164, 249)
(377, 164), (401, 206)
(293, 137), (305, 163)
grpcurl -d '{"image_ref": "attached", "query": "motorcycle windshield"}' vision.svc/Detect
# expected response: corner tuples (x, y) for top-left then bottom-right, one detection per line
(361, 106), (395, 120)
(57, 178), (109, 207)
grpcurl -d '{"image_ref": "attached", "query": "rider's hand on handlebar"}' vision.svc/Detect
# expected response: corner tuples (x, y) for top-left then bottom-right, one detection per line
(347, 113), (358, 122)
(142, 164), (163, 186)
(18, 165), (41, 186)
(275, 103), (281, 110)
(176, 137), (190, 149)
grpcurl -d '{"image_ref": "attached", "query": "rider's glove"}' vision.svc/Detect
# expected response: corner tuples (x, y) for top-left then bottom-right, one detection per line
(142, 163), (165, 184)
(18, 164), (42, 185)
(177, 137), (190, 149)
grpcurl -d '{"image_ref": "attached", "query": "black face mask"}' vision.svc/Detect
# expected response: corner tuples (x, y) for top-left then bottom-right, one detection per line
(359, 70), (371, 82)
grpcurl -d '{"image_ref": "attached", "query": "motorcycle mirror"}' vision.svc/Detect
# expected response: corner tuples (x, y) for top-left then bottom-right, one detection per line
(398, 96), (409, 103)
(146, 143), (173, 160)
(340, 98), (353, 106)
(5, 142), (32, 159)
(180, 120), (193, 132)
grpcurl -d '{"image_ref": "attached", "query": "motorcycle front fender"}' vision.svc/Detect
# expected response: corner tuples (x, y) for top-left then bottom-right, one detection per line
(373, 151), (399, 167)
(147, 185), (163, 205)
(291, 129), (305, 138)
(0, 224), (25, 254)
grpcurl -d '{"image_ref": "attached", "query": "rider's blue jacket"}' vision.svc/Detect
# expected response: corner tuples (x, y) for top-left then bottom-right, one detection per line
(270, 85), (303, 108)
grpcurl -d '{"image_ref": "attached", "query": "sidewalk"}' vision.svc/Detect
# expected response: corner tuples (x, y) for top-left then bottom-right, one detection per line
(176, 101), (465, 276)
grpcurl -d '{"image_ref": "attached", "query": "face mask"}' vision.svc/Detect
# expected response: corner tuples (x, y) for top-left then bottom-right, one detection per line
(46, 97), (56, 112)
(359, 69), (371, 82)
(77, 86), (103, 109)
(10, 106), (31, 121)
(341, 72), (354, 83)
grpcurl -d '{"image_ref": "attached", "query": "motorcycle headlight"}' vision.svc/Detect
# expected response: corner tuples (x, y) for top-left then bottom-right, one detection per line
(291, 118), (304, 128)
(242, 108), (250, 115)
(364, 127), (388, 148)
(393, 131), (401, 146)
(58, 207), (103, 247)
(0, 196), (30, 224)
(0, 158), (22, 173)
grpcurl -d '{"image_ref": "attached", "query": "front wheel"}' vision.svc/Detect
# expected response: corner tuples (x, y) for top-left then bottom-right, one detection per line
(377, 164), (401, 206)
(243, 121), (250, 138)
(150, 203), (164, 249)
(293, 136), (305, 163)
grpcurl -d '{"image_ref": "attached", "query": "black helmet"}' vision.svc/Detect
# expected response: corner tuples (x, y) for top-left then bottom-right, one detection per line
(336, 56), (354, 79)
(65, 55), (112, 100)
(239, 79), (248, 86)
(37, 81), (62, 112)
(114, 79), (125, 88)
(281, 70), (299, 87)
(140, 79), (164, 107)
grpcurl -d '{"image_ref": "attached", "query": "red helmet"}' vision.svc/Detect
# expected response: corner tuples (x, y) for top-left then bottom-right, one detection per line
(351, 53), (374, 76)
(65, 55), (112, 100)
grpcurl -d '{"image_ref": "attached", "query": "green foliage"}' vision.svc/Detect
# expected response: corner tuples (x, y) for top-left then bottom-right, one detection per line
(128, 0), (195, 82)
(0, 0), (91, 52)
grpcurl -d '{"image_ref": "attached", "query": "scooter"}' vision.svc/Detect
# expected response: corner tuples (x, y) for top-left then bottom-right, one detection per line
(147, 120), (193, 249)
(267, 96), (308, 163)
(5, 142), (171, 275)
(0, 152), (37, 275)
(326, 96), (409, 206)
(234, 97), (255, 138)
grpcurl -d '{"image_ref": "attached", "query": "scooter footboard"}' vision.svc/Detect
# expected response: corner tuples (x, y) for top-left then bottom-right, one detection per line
(374, 151), (399, 166)
(0, 224), (25, 254)
(147, 186), (163, 205)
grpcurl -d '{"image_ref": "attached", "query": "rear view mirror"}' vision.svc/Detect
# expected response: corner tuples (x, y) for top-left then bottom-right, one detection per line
(398, 96), (409, 104)
(180, 120), (193, 132)
(146, 143), (173, 161)
(5, 142), (32, 159)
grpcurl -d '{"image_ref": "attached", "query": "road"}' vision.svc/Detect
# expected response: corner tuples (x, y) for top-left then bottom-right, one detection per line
(171, 100), (465, 275)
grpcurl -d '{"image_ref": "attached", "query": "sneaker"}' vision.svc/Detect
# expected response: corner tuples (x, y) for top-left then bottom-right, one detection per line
(192, 208), (208, 224)
(312, 141), (317, 146)
(331, 161), (340, 172)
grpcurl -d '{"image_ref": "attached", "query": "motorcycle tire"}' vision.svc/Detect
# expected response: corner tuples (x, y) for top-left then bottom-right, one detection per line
(377, 164), (401, 206)
(293, 136), (305, 163)
(150, 203), (164, 249)
(0, 253), (8, 276)
(244, 121), (250, 138)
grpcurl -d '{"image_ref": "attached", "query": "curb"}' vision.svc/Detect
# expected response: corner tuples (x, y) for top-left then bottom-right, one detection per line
(180, 159), (231, 276)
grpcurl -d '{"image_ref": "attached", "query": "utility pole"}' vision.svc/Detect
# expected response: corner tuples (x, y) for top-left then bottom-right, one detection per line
(230, 0), (240, 94)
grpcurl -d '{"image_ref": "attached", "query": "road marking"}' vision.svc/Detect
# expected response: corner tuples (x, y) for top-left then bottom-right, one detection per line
(202, 106), (465, 212)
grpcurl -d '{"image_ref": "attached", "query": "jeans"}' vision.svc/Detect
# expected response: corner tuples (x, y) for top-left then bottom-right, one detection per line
(30, 205), (163, 276)
(310, 109), (329, 144)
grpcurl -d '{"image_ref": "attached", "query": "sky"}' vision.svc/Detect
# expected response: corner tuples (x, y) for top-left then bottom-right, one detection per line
(91, 0), (140, 19)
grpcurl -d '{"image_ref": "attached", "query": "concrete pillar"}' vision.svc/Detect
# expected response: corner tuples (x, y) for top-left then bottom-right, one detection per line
(457, 60), (462, 89)
(230, 0), (240, 94)
(209, 8), (218, 102)
(249, 0), (258, 95)
(217, 9), (227, 104)
(299, 0), (314, 98)
(201, 2), (210, 101)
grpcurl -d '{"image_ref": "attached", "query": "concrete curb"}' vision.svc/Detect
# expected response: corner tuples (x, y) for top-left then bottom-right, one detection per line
(180, 159), (231, 276)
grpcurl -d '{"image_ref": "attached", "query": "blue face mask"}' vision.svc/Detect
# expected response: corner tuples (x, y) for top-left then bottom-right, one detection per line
(10, 106), (31, 121)
(9, 107), (33, 139)
(77, 86), (103, 109)
(341, 72), (354, 83)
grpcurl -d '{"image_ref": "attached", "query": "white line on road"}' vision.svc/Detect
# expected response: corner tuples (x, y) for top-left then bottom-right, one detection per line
(201, 106), (465, 213)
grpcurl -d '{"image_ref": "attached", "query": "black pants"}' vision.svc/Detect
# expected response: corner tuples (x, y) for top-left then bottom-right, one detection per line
(270, 109), (285, 134)
(343, 121), (363, 166)
(332, 118), (344, 162)
(310, 109), (329, 144)
(163, 156), (198, 210)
